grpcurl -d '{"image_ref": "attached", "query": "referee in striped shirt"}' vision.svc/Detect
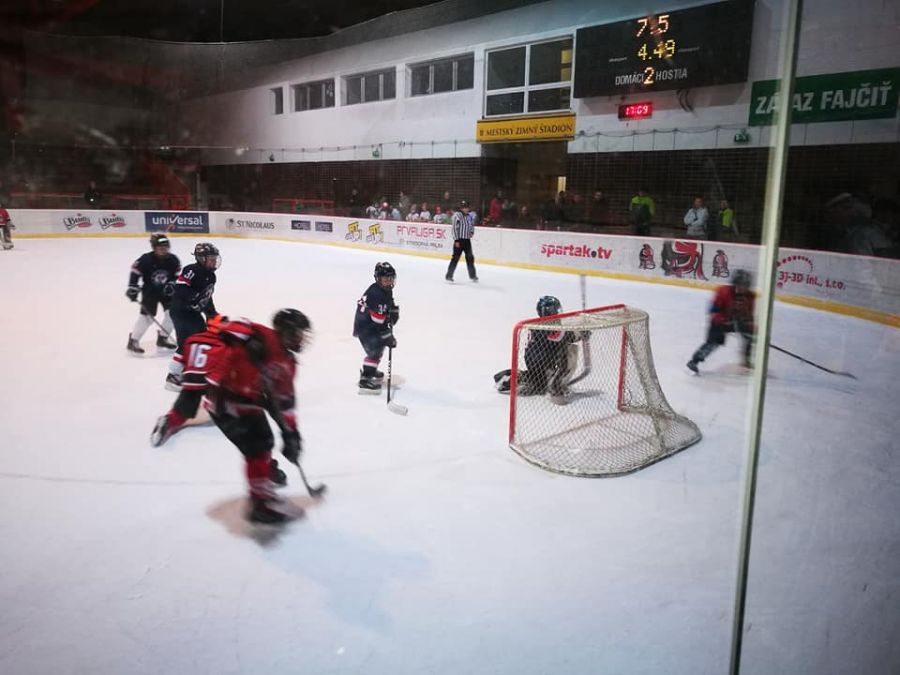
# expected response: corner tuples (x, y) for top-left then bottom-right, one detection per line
(445, 200), (478, 282)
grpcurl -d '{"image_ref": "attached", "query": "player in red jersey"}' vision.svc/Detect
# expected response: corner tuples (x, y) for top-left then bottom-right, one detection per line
(687, 269), (756, 374)
(206, 309), (312, 524)
(150, 314), (228, 447)
(0, 207), (15, 250)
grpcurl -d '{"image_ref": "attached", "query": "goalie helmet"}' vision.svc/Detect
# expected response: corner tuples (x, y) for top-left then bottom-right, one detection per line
(732, 269), (752, 289)
(536, 295), (562, 317)
(193, 242), (221, 269)
(273, 308), (312, 353)
(374, 261), (397, 288)
(150, 233), (171, 249)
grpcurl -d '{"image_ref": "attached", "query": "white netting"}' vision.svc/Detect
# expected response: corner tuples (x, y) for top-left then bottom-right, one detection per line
(509, 305), (701, 476)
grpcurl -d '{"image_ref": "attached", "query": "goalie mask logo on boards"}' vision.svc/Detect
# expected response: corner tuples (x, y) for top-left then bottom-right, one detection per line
(712, 249), (730, 278)
(661, 241), (707, 280)
(638, 244), (656, 269)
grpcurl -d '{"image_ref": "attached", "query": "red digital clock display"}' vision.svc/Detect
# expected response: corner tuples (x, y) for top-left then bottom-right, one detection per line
(618, 102), (653, 120)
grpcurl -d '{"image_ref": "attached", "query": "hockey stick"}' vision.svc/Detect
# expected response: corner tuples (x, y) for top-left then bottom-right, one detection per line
(138, 299), (174, 339)
(386, 346), (408, 415)
(770, 343), (857, 379)
(262, 384), (327, 497)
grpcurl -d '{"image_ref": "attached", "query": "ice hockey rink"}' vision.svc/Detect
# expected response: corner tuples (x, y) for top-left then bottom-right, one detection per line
(1, 237), (897, 674)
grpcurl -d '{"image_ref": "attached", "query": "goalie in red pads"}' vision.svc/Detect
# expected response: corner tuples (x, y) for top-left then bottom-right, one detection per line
(687, 269), (756, 373)
(494, 296), (587, 400)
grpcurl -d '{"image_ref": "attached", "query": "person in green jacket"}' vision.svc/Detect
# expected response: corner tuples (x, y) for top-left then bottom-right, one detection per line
(717, 199), (738, 241)
(630, 189), (655, 236)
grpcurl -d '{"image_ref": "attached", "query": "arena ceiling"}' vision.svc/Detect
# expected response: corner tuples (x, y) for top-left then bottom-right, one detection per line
(0, 0), (444, 42)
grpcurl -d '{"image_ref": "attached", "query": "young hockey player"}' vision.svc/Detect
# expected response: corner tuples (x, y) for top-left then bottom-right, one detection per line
(151, 313), (289, 485)
(494, 296), (587, 401)
(166, 242), (221, 390)
(206, 310), (312, 524)
(126, 233), (181, 354)
(353, 261), (400, 393)
(687, 269), (756, 374)
(0, 207), (14, 250)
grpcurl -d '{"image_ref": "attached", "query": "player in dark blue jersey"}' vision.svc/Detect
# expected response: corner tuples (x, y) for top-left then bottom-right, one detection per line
(126, 233), (181, 354)
(166, 242), (221, 390)
(353, 262), (399, 392)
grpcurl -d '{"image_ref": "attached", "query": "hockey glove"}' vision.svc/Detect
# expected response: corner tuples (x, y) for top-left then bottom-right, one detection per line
(383, 333), (397, 349)
(281, 429), (302, 464)
(389, 304), (400, 326)
(162, 281), (175, 297)
(126, 286), (140, 302)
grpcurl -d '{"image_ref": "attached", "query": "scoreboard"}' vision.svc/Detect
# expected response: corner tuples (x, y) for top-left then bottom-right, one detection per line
(573, 0), (755, 97)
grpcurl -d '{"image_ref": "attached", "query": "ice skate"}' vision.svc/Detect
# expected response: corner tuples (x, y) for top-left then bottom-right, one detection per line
(156, 334), (177, 349)
(686, 360), (699, 374)
(358, 376), (382, 394)
(247, 496), (290, 525)
(150, 414), (177, 447)
(127, 336), (145, 354)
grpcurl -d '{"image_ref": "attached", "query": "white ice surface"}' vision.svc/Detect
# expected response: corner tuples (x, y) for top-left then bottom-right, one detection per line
(0, 238), (897, 675)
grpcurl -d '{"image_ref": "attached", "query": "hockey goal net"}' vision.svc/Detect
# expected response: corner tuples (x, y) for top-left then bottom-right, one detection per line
(508, 304), (701, 476)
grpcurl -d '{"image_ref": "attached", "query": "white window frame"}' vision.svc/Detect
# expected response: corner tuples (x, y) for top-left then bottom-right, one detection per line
(343, 68), (396, 105)
(484, 36), (573, 118)
(290, 79), (335, 112)
(270, 87), (284, 115)
(408, 53), (474, 97)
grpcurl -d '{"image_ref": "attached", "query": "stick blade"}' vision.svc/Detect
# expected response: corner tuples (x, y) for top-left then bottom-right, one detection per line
(388, 401), (408, 416)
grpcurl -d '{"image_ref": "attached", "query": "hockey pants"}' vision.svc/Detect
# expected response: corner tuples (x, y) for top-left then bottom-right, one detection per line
(211, 410), (276, 500)
(692, 322), (753, 364)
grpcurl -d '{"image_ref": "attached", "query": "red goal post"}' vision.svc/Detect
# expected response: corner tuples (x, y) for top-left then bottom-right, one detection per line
(508, 304), (701, 477)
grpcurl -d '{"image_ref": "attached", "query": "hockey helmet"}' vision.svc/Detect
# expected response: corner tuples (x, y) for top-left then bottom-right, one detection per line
(732, 269), (752, 289)
(536, 295), (562, 317)
(459, 200), (470, 209)
(193, 242), (221, 270)
(206, 314), (228, 335)
(150, 233), (171, 249)
(273, 308), (312, 353)
(374, 261), (397, 288)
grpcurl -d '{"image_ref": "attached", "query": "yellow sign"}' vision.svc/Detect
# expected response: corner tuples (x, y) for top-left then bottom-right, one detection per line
(476, 114), (576, 143)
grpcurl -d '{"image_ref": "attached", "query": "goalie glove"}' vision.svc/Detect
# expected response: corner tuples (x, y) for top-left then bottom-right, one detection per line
(126, 286), (140, 302)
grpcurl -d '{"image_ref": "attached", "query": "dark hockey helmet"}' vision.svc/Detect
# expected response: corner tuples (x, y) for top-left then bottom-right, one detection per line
(193, 242), (221, 269)
(273, 308), (312, 353)
(536, 295), (562, 317)
(374, 261), (397, 288)
(732, 269), (752, 290)
(150, 233), (171, 249)
(459, 199), (470, 209)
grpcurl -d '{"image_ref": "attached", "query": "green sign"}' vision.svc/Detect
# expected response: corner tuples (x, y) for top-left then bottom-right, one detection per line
(749, 68), (900, 126)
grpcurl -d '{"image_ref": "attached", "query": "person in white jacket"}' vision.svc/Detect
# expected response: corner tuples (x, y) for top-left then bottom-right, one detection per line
(684, 197), (709, 238)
